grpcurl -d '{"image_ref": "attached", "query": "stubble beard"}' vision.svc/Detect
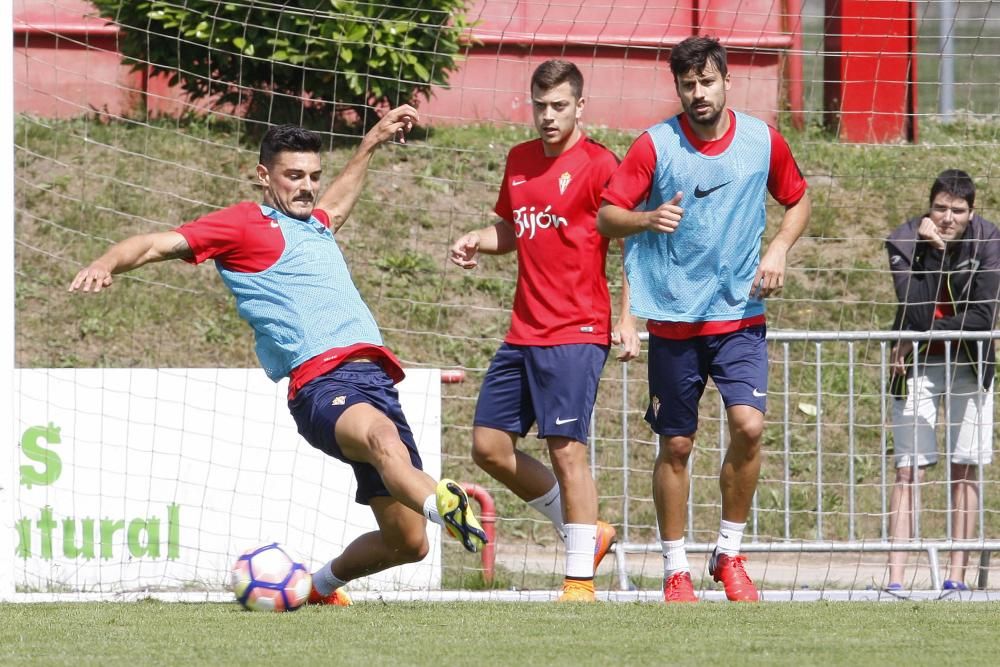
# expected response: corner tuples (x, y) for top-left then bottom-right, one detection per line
(685, 104), (723, 128)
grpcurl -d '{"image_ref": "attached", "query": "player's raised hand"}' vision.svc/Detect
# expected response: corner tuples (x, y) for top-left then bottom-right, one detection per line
(368, 104), (419, 146)
(645, 192), (683, 234)
(449, 232), (481, 269)
(69, 262), (115, 293)
(917, 215), (946, 251)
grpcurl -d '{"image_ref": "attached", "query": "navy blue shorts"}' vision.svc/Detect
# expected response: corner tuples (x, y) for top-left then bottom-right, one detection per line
(474, 343), (609, 443)
(646, 326), (768, 436)
(287, 362), (422, 505)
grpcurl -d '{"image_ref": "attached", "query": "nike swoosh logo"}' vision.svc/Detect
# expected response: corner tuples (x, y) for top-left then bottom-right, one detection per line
(694, 181), (731, 198)
(752, 388), (767, 398)
(555, 417), (578, 425)
(512, 179), (527, 186)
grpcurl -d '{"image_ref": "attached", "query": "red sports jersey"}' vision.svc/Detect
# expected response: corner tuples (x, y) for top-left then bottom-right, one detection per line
(175, 201), (404, 397)
(602, 110), (808, 339)
(495, 135), (619, 346)
(176, 200), (292, 271)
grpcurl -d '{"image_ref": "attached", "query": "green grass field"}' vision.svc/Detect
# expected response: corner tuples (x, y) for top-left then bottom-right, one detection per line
(3, 600), (1000, 666)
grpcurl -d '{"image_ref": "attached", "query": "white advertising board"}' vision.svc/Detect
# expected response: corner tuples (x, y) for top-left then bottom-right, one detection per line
(11, 368), (442, 594)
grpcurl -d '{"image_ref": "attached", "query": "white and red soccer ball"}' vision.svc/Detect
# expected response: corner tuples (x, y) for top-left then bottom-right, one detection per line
(231, 543), (312, 612)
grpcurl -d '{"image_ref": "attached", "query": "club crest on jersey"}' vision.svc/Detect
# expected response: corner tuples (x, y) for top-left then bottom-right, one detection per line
(558, 171), (572, 195)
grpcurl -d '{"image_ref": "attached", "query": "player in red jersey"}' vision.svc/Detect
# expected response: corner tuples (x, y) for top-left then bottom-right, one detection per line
(450, 60), (638, 602)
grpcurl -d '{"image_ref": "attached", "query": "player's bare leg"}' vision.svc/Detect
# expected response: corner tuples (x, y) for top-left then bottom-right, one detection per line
(947, 463), (979, 586)
(888, 465), (925, 586)
(335, 403), (485, 552)
(719, 405), (764, 524)
(654, 434), (698, 602)
(335, 403), (438, 509)
(547, 437), (598, 525)
(471, 425), (557, 501)
(310, 497), (427, 605)
(548, 436), (603, 601)
(331, 497), (430, 579)
(653, 434), (695, 540)
(710, 405), (763, 601)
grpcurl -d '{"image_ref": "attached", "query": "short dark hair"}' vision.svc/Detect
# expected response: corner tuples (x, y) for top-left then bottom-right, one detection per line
(530, 60), (584, 99)
(258, 124), (322, 168)
(670, 36), (728, 80)
(930, 169), (976, 209)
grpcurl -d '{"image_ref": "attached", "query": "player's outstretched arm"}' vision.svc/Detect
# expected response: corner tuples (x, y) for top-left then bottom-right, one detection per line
(597, 193), (684, 238)
(68, 231), (192, 293)
(317, 104), (418, 233)
(449, 220), (516, 269)
(752, 191), (811, 298)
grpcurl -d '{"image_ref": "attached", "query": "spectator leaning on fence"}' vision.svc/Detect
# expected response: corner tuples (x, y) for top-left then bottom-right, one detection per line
(886, 168), (1000, 592)
(597, 35), (810, 603)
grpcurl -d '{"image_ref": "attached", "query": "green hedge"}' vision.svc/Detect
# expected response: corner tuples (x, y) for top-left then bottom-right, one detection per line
(92, 0), (471, 127)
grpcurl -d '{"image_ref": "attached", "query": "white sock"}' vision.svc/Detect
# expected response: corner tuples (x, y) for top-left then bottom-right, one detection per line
(312, 560), (348, 596)
(423, 494), (443, 527)
(564, 523), (597, 579)
(662, 538), (690, 576)
(716, 519), (745, 557)
(527, 483), (566, 540)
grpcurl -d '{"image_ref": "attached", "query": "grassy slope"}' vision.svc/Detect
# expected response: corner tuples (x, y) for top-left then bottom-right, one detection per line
(15, 113), (1000, 547)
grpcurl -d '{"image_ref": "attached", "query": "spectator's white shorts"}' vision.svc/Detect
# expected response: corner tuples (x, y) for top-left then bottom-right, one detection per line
(891, 359), (994, 468)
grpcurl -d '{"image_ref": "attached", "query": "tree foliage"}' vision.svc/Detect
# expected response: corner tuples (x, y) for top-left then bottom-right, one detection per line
(91, 0), (472, 128)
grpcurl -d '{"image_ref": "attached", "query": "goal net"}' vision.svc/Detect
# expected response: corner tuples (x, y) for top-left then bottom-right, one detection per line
(8, 0), (1000, 600)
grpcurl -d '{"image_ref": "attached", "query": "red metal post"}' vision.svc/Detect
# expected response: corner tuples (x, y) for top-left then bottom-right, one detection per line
(461, 483), (497, 585)
(824, 0), (918, 143)
(783, 0), (805, 130)
(440, 369), (466, 384)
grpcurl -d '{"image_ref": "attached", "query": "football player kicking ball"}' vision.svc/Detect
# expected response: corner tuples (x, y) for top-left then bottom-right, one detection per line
(69, 106), (487, 607)
(450, 60), (638, 602)
(599, 37), (810, 603)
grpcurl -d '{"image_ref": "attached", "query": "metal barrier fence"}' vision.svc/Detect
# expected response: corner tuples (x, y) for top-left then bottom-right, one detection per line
(601, 330), (1000, 592)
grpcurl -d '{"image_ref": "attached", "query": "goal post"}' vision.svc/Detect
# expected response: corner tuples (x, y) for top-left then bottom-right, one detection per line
(2, 0), (16, 601)
(10, 0), (1000, 599)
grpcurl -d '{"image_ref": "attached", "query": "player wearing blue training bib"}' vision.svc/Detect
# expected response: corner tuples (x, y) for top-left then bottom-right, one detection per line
(70, 108), (488, 609)
(598, 37), (810, 604)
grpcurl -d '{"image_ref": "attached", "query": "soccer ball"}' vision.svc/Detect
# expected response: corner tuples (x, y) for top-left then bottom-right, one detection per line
(231, 543), (312, 612)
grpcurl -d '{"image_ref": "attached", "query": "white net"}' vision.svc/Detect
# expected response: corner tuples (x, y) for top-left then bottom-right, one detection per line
(10, 0), (1000, 598)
